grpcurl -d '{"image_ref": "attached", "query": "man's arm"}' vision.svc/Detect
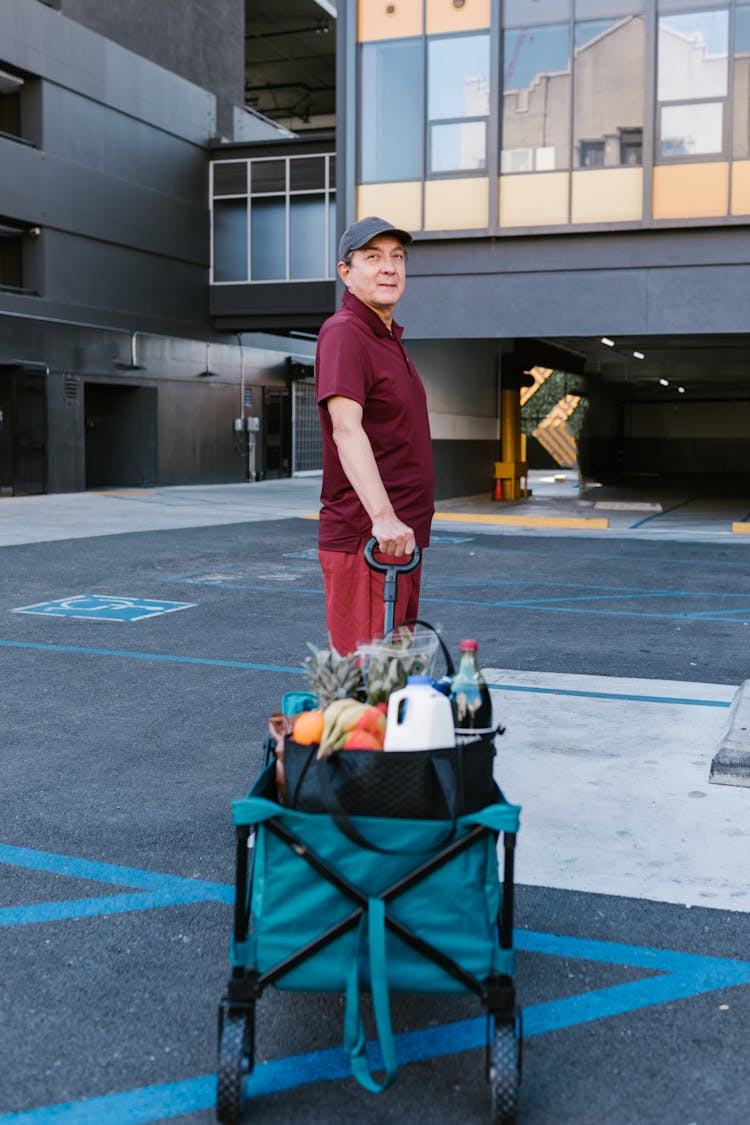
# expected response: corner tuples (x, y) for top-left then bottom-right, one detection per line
(327, 395), (415, 557)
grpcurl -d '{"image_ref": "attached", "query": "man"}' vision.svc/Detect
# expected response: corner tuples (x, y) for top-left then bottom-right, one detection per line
(315, 216), (435, 655)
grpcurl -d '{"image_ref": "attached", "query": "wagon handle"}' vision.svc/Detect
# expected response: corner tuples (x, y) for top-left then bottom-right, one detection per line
(363, 537), (421, 636)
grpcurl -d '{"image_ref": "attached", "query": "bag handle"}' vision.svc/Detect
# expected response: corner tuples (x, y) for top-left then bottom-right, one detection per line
(320, 751), (459, 854)
(344, 897), (398, 1093)
(380, 617), (455, 679)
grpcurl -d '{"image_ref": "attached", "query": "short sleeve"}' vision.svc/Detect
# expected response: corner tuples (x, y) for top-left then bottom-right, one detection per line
(315, 319), (370, 407)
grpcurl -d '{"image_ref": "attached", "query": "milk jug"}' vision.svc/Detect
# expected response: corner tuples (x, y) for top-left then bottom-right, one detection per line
(384, 675), (456, 751)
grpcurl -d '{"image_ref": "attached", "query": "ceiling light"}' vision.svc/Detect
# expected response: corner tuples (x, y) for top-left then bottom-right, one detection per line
(678, 386), (686, 394)
(659, 378), (669, 386)
(601, 337), (615, 347)
(633, 351), (645, 360)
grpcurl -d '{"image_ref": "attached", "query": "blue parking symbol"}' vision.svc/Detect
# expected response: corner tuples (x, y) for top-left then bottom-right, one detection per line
(12, 595), (196, 622)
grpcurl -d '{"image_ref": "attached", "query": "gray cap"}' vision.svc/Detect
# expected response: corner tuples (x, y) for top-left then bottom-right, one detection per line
(338, 216), (412, 263)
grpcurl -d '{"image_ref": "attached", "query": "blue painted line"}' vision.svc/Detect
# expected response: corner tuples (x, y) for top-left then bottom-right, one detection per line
(485, 681), (731, 708)
(419, 594), (750, 624)
(0, 641), (732, 706)
(0, 639), (301, 675)
(0, 844), (232, 928)
(628, 499), (694, 529)
(4, 930), (750, 1124)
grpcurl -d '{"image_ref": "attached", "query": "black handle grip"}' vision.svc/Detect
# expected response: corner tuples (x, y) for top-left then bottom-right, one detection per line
(363, 537), (421, 575)
(363, 538), (422, 636)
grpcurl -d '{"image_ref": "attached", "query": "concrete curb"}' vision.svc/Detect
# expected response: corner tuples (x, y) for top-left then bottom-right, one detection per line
(432, 512), (610, 531)
(709, 678), (750, 787)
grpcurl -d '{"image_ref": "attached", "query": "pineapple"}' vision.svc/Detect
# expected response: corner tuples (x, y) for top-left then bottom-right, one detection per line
(302, 641), (364, 710)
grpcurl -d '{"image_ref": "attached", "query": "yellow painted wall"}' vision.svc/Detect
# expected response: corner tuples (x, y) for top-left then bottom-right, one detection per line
(571, 168), (643, 224)
(424, 177), (489, 229)
(499, 172), (569, 227)
(356, 181), (423, 233)
(730, 161), (750, 215)
(358, 0), (422, 41)
(652, 163), (729, 219)
(425, 0), (491, 35)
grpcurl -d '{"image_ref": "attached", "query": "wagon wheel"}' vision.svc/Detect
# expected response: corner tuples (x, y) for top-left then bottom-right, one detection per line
(217, 1010), (253, 1124)
(489, 1020), (521, 1125)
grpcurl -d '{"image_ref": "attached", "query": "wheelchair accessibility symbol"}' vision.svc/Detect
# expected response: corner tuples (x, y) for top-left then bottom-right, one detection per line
(13, 595), (196, 622)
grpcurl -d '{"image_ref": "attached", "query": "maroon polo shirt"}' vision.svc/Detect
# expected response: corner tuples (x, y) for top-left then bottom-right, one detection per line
(315, 290), (434, 552)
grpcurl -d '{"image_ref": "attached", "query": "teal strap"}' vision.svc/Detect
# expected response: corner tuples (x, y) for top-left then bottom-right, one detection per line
(343, 898), (398, 1093)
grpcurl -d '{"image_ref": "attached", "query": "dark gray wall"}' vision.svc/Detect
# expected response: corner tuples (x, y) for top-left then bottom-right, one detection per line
(58, 0), (244, 136)
(400, 228), (750, 340)
(2, 0), (215, 335)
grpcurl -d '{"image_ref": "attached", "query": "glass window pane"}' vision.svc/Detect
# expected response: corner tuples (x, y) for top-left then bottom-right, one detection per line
(732, 5), (750, 157)
(428, 34), (490, 120)
(575, 0), (643, 15)
(329, 154), (336, 188)
(251, 160), (287, 194)
(505, 0), (571, 27)
(660, 101), (723, 156)
(290, 157), (325, 191)
(251, 198), (286, 280)
(360, 39), (424, 182)
(213, 161), (247, 197)
(502, 23), (572, 172)
(290, 195), (326, 279)
(213, 200), (247, 282)
(573, 15), (645, 168)
(657, 10), (728, 103)
(430, 121), (487, 172)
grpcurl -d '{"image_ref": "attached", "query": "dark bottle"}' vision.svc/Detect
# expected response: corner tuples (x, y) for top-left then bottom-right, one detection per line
(449, 639), (493, 741)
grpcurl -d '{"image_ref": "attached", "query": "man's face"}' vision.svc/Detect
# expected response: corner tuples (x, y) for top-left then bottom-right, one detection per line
(338, 235), (406, 319)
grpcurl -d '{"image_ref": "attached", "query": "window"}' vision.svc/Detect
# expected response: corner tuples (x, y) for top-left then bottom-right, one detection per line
(733, 4), (750, 156)
(359, 39), (424, 182)
(0, 219), (25, 291)
(428, 33), (490, 174)
(501, 22), (572, 173)
(657, 8), (729, 159)
(210, 153), (336, 283)
(573, 15), (645, 169)
(0, 67), (24, 142)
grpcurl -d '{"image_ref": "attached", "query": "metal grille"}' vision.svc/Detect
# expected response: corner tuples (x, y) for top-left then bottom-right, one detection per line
(292, 380), (322, 475)
(63, 374), (78, 400)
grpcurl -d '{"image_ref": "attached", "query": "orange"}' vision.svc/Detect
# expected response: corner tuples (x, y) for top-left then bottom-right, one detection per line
(292, 708), (325, 745)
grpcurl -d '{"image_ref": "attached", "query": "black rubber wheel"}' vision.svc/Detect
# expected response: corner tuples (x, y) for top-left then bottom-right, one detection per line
(489, 1021), (520, 1125)
(217, 1011), (252, 1124)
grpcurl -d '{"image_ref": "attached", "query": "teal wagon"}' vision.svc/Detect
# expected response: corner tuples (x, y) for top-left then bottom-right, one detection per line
(215, 751), (523, 1123)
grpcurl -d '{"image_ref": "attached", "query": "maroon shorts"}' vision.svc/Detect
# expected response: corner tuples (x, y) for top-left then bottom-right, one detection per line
(318, 545), (423, 656)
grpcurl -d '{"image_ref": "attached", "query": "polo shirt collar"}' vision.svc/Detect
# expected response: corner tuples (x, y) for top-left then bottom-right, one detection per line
(342, 290), (404, 340)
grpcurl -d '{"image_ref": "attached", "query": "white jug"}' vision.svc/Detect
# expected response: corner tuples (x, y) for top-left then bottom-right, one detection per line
(384, 675), (455, 751)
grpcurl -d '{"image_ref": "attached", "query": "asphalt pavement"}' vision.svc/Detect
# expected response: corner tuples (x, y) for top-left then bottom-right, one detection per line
(1, 471), (750, 1125)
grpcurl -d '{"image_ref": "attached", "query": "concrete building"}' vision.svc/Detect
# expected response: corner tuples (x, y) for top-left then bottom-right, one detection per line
(4, 0), (750, 498)
(0, 0), (319, 495)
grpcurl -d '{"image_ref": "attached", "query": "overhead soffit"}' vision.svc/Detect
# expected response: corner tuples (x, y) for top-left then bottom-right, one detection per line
(245, 0), (336, 126)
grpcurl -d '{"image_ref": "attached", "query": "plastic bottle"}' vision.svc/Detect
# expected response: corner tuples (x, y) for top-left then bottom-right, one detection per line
(449, 639), (494, 744)
(384, 675), (456, 751)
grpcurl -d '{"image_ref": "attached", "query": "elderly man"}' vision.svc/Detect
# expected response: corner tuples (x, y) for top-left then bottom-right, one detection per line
(315, 216), (435, 655)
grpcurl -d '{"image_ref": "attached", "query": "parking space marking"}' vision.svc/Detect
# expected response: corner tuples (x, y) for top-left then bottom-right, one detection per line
(12, 595), (196, 622)
(0, 639), (300, 675)
(0, 843), (232, 929)
(2, 925), (749, 1124)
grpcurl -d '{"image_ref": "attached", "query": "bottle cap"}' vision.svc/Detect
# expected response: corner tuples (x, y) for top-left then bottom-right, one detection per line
(406, 674), (431, 684)
(460, 639), (478, 651)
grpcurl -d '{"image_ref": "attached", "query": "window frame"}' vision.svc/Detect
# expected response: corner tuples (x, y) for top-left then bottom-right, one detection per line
(210, 153), (336, 285)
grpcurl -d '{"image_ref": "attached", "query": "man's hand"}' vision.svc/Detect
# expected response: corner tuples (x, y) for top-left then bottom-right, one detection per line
(371, 513), (415, 558)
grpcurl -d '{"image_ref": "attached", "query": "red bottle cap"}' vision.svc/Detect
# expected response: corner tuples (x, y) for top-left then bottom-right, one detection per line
(460, 639), (478, 651)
